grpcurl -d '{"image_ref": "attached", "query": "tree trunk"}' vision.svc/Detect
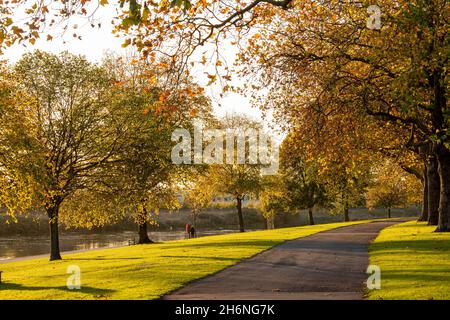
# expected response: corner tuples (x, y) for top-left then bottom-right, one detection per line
(427, 156), (440, 225)
(418, 163), (429, 221)
(236, 196), (245, 232)
(308, 207), (315, 225)
(192, 210), (197, 230)
(47, 205), (62, 261)
(137, 208), (153, 244)
(387, 208), (391, 219)
(343, 200), (350, 222)
(430, 66), (448, 232)
(436, 145), (450, 232)
(266, 216), (274, 229)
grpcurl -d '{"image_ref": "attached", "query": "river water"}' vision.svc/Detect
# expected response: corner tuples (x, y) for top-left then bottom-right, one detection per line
(0, 229), (238, 261)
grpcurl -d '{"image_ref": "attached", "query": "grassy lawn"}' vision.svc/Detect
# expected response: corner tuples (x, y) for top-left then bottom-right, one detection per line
(368, 221), (450, 300)
(0, 220), (367, 300)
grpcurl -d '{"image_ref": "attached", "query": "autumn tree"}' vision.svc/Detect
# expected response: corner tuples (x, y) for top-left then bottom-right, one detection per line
(280, 133), (330, 225)
(367, 160), (421, 218)
(208, 163), (261, 233)
(181, 172), (215, 230)
(96, 52), (210, 244)
(3, 1), (448, 231)
(112, 0), (449, 230)
(259, 175), (288, 229)
(0, 51), (127, 260)
(206, 115), (264, 232)
(236, 0), (449, 230)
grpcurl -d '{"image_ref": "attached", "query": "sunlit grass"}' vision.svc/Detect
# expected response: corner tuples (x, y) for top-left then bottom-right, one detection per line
(0, 220), (367, 300)
(368, 221), (450, 300)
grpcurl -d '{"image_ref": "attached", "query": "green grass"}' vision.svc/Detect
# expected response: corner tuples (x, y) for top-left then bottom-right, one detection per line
(0, 220), (367, 300)
(368, 221), (450, 300)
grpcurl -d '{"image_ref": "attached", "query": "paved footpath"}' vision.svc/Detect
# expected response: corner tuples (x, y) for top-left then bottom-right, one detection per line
(164, 220), (405, 300)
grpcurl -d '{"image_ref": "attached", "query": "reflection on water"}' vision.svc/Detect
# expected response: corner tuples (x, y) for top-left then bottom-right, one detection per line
(0, 229), (238, 261)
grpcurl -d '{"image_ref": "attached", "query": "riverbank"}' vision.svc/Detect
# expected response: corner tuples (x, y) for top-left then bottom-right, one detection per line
(368, 221), (450, 300)
(0, 206), (419, 236)
(0, 229), (245, 263)
(0, 220), (370, 300)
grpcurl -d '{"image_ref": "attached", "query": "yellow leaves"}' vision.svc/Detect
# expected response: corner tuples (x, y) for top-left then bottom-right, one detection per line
(149, 74), (157, 85)
(206, 73), (217, 85)
(99, 0), (109, 6)
(4, 18), (13, 27)
(122, 38), (131, 48)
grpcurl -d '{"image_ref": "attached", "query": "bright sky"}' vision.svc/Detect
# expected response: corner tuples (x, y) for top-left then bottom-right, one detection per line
(5, 9), (256, 110)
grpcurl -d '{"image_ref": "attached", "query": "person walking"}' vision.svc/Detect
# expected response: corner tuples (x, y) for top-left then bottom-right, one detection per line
(190, 225), (196, 238)
(185, 223), (191, 239)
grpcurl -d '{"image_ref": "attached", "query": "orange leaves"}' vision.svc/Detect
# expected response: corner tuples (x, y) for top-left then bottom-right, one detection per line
(220, 6), (231, 14)
(11, 26), (24, 37)
(159, 91), (169, 103)
(189, 108), (198, 117)
(158, 61), (169, 69)
(201, 55), (207, 65)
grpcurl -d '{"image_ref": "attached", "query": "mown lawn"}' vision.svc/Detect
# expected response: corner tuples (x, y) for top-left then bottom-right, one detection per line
(0, 220), (366, 300)
(368, 221), (450, 300)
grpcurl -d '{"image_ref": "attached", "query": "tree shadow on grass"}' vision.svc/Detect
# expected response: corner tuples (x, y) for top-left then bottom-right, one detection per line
(381, 269), (450, 282)
(164, 239), (280, 250)
(64, 257), (141, 261)
(161, 255), (241, 262)
(370, 239), (450, 256)
(0, 282), (115, 296)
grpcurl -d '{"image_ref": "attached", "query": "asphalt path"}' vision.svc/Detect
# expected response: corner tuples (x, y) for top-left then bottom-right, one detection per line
(164, 220), (405, 300)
